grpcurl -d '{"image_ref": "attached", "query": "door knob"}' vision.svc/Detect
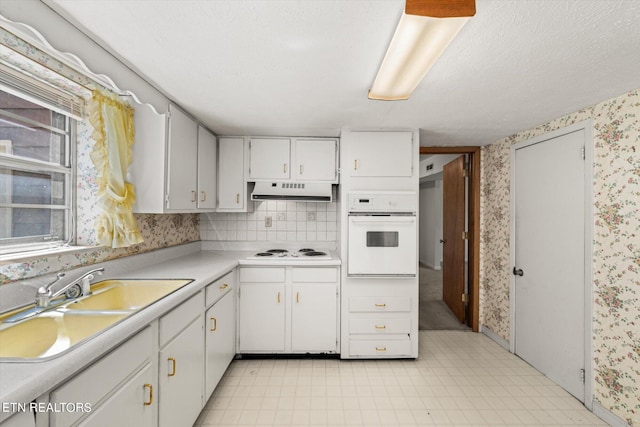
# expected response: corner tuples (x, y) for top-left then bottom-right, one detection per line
(513, 267), (524, 277)
(440, 239), (446, 244)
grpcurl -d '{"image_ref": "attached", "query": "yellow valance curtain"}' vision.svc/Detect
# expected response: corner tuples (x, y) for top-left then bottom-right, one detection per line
(88, 89), (143, 248)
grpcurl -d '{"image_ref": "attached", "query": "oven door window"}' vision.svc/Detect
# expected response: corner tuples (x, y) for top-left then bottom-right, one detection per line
(366, 231), (398, 247)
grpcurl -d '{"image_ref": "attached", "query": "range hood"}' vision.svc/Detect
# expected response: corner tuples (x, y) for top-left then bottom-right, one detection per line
(251, 182), (333, 202)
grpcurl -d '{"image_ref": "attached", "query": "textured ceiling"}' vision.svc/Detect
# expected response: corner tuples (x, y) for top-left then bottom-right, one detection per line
(45, 0), (640, 146)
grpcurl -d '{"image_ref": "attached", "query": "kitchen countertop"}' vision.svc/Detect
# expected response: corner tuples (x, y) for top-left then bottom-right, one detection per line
(0, 246), (342, 422)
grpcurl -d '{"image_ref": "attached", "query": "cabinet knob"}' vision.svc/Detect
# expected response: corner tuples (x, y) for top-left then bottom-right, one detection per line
(168, 357), (177, 377)
(143, 384), (153, 406)
(210, 317), (217, 332)
(219, 283), (228, 290)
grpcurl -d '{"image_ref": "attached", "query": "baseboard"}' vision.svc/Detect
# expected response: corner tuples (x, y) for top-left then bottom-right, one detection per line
(592, 401), (631, 427)
(479, 324), (510, 350)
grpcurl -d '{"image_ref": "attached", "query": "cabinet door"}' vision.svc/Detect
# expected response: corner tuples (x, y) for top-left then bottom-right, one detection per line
(167, 105), (198, 209)
(295, 139), (337, 182)
(218, 137), (245, 210)
(291, 282), (337, 352)
(77, 364), (154, 427)
(249, 138), (290, 180)
(197, 126), (217, 210)
(159, 317), (204, 427)
(239, 282), (285, 352)
(205, 290), (235, 399)
(348, 131), (413, 177)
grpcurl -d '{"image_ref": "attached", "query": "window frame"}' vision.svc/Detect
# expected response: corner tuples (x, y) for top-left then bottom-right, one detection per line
(0, 89), (77, 255)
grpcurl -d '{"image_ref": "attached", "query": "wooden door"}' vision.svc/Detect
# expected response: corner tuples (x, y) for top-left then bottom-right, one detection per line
(442, 156), (466, 323)
(513, 128), (585, 401)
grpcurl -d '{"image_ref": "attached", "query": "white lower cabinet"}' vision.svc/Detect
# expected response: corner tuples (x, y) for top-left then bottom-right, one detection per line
(77, 363), (154, 427)
(239, 266), (339, 354)
(205, 273), (236, 400)
(239, 281), (285, 352)
(49, 327), (154, 427)
(158, 294), (204, 427)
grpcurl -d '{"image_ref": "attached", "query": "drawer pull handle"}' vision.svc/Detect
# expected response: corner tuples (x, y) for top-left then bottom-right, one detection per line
(168, 357), (177, 377)
(210, 317), (217, 331)
(236, 193), (240, 204)
(296, 292), (299, 303)
(376, 346), (387, 352)
(283, 163), (287, 173)
(375, 325), (386, 330)
(354, 159), (358, 170)
(277, 291), (281, 303)
(374, 303), (386, 308)
(219, 283), (228, 290)
(201, 191), (206, 202)
(143, 384), (153, 406)
(191, 191), (197, 202)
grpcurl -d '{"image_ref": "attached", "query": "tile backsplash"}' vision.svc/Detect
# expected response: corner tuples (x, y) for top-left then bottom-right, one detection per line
(201, 200), (338, 242)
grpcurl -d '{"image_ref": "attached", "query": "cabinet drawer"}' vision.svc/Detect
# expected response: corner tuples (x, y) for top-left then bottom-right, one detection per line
(50, 327), (152, 427)
(349, 318), (411, 334)
(349, 339), (412, 357)
(292, 267), (337, 283)
(349, 297), (411, 312)
(160, 292), (204, 347)
(239, 267), (285, 283)
(205, 270), (234, 306)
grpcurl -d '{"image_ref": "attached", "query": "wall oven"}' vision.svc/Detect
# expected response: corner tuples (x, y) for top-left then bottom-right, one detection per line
(347, 192), (417, 277)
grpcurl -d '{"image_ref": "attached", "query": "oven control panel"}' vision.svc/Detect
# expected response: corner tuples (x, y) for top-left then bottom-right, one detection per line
(348, 191), (416, 213)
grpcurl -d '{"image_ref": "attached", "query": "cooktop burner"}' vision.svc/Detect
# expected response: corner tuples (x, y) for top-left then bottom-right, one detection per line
(245, 248), (331, 261)
(255, 252), (274, 257)
(303, 251), (327, 257)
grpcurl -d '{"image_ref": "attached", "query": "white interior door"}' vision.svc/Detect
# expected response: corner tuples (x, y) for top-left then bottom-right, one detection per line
(513, 128), (586, 401)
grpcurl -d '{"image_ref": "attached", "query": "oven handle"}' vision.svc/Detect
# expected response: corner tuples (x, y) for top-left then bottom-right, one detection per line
(349, 217), (415, 224)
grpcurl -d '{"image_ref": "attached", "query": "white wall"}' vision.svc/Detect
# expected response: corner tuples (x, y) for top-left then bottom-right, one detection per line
(419, 180), (443, 269)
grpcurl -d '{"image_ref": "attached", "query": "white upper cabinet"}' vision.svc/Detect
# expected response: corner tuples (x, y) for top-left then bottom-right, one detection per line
(217, 137), (248, 211)
(249, 138), (290, 180)
(197, 126), (217, 210)
(166, 105), (198, 210)
(294, 139), (338, 182)
(347, 131), (412, 177)
(248, 137), (339, 183)
(128, 100), (216, 213)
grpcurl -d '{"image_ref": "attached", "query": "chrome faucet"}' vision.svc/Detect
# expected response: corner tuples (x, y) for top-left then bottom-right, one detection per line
(35, 268), (105, 308)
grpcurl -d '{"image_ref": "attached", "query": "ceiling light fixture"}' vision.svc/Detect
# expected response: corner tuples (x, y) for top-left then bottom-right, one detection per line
(368, 0), (476, 101)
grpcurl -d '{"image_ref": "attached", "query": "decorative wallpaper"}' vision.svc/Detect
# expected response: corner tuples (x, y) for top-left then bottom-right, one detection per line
(479, 88), (639, 425)
(0, 112), (200, 284)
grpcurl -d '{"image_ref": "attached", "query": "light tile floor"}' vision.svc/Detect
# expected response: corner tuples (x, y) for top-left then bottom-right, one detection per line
(194, 331), (608, 426)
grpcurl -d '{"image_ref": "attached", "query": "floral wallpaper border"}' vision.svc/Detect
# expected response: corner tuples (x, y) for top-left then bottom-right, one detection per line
(480, 88), (639, 425)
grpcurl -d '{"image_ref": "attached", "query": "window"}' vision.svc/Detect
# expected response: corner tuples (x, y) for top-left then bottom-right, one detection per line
(0, 89), (75, 254)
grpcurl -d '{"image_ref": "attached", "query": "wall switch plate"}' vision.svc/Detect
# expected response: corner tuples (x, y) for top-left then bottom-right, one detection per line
(307, 212), (316, 221)
(265, 216), (272, 227)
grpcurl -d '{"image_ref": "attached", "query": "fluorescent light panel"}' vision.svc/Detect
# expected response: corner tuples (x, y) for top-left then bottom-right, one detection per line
(369, 13), (469, 100)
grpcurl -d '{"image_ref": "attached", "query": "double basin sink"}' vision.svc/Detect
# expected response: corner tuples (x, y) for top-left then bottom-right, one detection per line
(0, 279), (193, 361)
